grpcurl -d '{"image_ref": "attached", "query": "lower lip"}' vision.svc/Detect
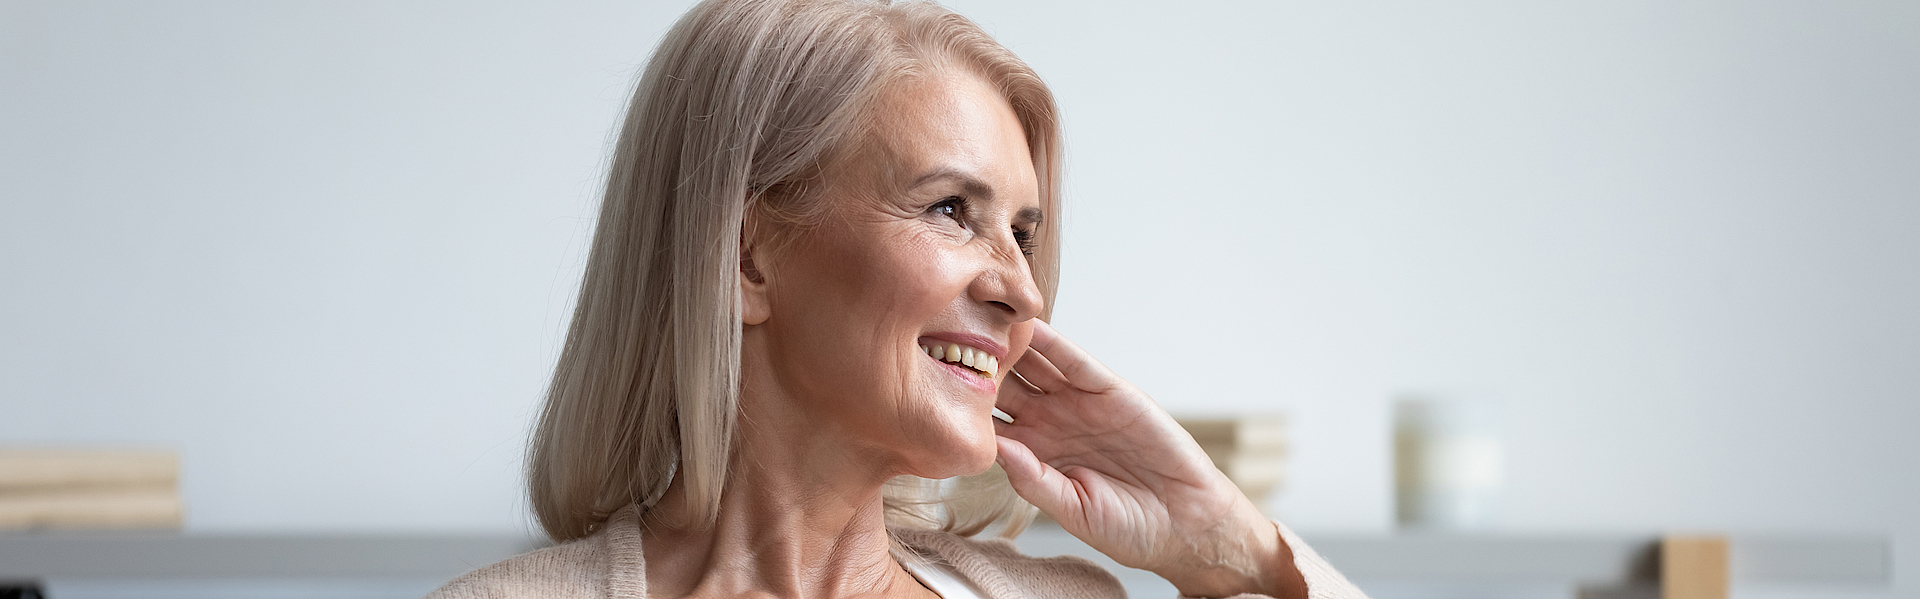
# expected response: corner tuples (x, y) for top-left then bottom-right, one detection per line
(927, 353), (996, 393)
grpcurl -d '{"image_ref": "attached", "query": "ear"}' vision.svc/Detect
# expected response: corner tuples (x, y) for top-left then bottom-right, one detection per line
(739, 213), (773, 326)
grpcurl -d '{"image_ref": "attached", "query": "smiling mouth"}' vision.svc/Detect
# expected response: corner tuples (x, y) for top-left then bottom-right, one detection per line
(920, 342), (997, 378)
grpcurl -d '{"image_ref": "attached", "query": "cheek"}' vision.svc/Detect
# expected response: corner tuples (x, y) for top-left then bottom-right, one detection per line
(768, 230), (969, 397)
(1007, 321), (1036, 359)
(828, 229), (960, 311)
(843, 237), (977, 345)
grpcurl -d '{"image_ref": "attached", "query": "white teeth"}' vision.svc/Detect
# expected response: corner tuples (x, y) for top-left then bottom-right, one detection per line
(923, 341), (996, 376)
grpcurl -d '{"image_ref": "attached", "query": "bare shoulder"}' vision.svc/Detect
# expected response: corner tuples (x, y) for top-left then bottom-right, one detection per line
(423, 534), (617, 599)
(893, 528), (1126, 599)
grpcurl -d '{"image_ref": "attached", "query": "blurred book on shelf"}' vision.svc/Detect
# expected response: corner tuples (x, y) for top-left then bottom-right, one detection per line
(1174, 416), (1288, 507)
(0, 449), (182, 531)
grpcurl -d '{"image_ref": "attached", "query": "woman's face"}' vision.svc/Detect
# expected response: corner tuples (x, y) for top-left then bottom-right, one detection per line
(743, 71), (1044, 480)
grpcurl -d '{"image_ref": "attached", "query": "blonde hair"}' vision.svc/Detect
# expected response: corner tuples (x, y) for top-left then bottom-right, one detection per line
(528, 0), (1062, 542)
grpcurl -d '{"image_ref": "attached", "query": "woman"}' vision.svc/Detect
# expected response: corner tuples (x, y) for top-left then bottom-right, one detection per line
(429, 0), (1366, 597)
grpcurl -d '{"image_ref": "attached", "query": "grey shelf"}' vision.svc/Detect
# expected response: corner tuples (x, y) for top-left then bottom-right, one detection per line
(0, 532), (544, 579)
(1312, 533), (1889, 585)
(0, 528), (1889, 593)
(1012, 527), (1890, 598)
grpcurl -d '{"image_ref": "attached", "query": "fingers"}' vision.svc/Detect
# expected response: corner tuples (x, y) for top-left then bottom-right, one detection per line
(1025, 320), (1118, 392)
(991, 410), (1058, 455)
(994, 436), (1080, 518)
(994, 366), (1044, 417)
(1007, 347), (1069, 394)
(997, 340), (1068, 417)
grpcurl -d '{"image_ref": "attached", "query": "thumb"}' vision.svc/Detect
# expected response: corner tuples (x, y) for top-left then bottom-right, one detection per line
(995, 436), (1081, 518)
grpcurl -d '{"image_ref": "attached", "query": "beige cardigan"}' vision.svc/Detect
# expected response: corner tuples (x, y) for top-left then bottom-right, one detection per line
(426, 506), (1368, 599)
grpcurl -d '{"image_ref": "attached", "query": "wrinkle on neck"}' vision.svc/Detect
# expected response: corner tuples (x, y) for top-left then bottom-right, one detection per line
(638, 368), (931, 599)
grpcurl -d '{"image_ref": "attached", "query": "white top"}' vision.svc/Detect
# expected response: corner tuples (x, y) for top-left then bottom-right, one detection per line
(902, 556), (991, 599)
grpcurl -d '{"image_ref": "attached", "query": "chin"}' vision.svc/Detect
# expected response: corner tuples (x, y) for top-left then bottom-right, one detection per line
(951, 437), (1001, 477)
(902, 417), (999, 479)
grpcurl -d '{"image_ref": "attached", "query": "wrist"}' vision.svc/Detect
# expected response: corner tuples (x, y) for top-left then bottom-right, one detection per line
(1162, 510), (1302, 599)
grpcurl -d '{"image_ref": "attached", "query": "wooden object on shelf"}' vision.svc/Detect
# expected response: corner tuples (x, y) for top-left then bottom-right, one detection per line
(1662, 535), (1728, 599)
(0, 487), (182, 531)
(1174, 416), (1288, 504)
(0, 449), (182, 531)
(0, 450), (177, 489)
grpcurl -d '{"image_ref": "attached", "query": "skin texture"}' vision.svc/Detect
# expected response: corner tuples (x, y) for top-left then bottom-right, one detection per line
(995, 320), (1307, 598)
(638, 70), (1306, 599)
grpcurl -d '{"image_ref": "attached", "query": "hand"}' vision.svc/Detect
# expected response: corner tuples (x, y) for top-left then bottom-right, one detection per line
(993, 320), (1307, 599)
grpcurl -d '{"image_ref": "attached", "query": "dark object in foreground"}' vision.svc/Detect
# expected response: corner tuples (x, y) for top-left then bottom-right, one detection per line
(0, 581), (44, 599)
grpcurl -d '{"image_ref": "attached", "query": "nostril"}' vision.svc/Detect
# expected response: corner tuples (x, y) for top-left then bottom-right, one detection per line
(987, 300), (1016, 314)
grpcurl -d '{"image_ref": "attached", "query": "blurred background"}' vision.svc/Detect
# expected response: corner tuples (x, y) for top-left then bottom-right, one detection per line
(2, 0), (1914, 597)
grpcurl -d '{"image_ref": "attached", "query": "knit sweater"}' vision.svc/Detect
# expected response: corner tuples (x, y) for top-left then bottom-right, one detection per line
(425, 506), (1368, 599)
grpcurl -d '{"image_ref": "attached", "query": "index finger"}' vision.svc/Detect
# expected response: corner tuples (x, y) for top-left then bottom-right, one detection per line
(1025, 320), (1120, 393)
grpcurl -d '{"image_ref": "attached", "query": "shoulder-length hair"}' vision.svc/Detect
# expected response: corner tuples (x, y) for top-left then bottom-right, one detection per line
(528, 0), (1062, 542)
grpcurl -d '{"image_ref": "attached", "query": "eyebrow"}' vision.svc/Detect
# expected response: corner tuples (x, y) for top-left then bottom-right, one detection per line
(910, 169), (994, 200)
(1015, 206), (1044, 226)
(909, 169), (1046, 225)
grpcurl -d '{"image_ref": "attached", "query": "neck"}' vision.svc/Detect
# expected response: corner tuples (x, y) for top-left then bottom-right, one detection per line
(638, 380), (929, 599)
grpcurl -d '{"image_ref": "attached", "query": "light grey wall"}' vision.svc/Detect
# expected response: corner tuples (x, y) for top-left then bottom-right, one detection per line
(0, 1), (683, 533)
(3, 0), (1915, 596)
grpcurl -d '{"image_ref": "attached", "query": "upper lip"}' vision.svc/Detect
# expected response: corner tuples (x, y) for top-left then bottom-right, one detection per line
(917, 332), (1007, 359)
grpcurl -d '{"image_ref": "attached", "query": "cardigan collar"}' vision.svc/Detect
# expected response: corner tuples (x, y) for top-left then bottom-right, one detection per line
(594, 505), (1024, 599)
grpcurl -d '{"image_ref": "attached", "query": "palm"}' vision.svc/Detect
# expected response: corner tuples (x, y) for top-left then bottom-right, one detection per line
(992, 320), (1250, 573)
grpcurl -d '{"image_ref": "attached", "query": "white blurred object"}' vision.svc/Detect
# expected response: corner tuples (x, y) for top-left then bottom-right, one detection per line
(1394, 395), (1504, 531)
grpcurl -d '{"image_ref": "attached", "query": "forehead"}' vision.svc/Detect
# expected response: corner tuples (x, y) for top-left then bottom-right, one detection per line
(854, 72), (1039, 202)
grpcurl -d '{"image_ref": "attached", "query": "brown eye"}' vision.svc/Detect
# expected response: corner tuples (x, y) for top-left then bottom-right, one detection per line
(930, 197), (964, 222)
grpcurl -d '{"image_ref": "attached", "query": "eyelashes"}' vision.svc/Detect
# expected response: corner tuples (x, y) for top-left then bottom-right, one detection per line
(1012, 227), (1036, 257)
(930, 196), (1037, 257)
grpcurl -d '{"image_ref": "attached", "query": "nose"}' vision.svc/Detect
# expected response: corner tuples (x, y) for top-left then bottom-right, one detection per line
(970, 243), (1044, 322)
